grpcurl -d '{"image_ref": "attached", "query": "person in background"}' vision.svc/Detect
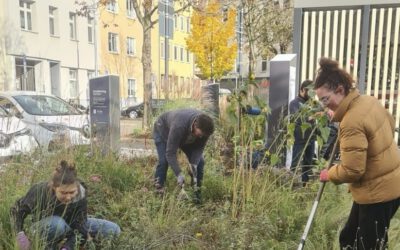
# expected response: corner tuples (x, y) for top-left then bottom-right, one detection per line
(153, 108), (214, 202)
(289, 79), (316, 186)
(319, 109), (339, 161)
(315, 57), (400, 249)
(11, 160), (120, 250)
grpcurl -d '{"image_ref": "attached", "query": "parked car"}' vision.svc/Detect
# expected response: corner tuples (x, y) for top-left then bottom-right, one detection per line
(121, 103), (144, 119)
(0, 91), (90, 151)
(0, 106), (38, 160)
(68, 101), (89, 114)
(121, 99), (167, 119)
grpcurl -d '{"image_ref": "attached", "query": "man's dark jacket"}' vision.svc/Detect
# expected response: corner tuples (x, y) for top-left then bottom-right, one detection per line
(289, 95), (315, 145)
(11, 181), (88, 249)
(153, 109), (209, 176)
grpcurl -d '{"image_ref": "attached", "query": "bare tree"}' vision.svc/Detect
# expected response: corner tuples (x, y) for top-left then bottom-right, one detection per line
(257, 0), (293, 58)
(93, 0), (193, 128)
(225, 0), (293, 81)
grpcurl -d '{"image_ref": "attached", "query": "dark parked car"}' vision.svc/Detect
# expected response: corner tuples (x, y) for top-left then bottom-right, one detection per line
(121, 99), (166, 119)
(121, 103), (144, 119)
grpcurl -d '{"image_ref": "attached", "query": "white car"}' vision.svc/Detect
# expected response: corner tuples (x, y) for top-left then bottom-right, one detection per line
(0, 106), (38, 160)
(0, 91), (90, 151)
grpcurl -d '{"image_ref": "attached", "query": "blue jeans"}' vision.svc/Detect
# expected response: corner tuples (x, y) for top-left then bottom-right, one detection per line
(154, 131), (204, 187)
(291, 142), (315, 183)
(32, 216), (120, 248)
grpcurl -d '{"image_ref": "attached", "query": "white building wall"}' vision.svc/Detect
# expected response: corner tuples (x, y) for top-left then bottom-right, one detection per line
(2, 0), (97, 104)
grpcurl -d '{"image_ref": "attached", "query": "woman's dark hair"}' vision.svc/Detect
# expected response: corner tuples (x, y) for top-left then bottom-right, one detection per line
(50, 160), (78, 187)
(196, 114), (214, 137)
(300, 79), (313, 92)
(314, 57), (354, 95)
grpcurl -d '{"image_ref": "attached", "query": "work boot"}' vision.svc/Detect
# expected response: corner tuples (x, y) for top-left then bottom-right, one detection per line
(154, 183), (165, 196)
(193, 189), (201, 204)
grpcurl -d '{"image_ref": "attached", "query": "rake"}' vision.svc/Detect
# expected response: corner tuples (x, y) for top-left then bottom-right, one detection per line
(298, 136), (340, 250)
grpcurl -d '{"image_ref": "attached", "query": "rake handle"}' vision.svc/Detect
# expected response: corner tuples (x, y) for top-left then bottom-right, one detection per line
(298, 136), (340, 250)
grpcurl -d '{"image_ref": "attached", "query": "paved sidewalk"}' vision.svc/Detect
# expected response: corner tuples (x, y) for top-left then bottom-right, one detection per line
(119, 118), (158, 158)
(119, 136), (156, 159)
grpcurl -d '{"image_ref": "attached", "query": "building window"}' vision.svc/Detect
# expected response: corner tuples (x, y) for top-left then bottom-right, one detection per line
(69, 69), (78, 98)
(87, 70), (95, 80)
(106, 0), (118, 13)
(126, 0), (136, 18)
(174, 46), (178, 60)
(108, 32), (118, 52)
(180, 47), (184, 62)
(186, 77), (191, 94)
(174, 15), (178, 29)
(186, 17), (190, 32)
(180, 16), (184, 31)
(160, 41), (165, 59)
(69, 12), (77, 40)
(20, 0), (33, 31)
(261, 60), (267, 72)
(49, 6), (57, 36)
(127, 37), (136, 55)
(88, 16), (94, 43)
(160, 74), (165, 89)
(186, 50), (190, 63)
(128, 79), (136, 97)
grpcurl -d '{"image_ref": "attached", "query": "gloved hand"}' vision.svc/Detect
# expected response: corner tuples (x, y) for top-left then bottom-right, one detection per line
(16, 231), (30, 250)
(319, 169), (329, 182)
(177, 173), (185, 187)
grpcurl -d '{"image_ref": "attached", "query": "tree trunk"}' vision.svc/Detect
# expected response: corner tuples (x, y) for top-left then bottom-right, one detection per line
(142, 21), (152, 129)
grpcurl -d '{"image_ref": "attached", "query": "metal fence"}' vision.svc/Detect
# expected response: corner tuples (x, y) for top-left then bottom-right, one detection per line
(294, 3), (400, 142)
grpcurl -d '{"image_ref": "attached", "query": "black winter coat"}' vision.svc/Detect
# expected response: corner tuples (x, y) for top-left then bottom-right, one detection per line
(289, 96), (315, 145)
(11, 181), (88, 249)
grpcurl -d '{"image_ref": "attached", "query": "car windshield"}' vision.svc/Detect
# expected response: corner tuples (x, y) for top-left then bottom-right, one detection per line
(14, 95), (81, 116)
(0, 106), (9, 117)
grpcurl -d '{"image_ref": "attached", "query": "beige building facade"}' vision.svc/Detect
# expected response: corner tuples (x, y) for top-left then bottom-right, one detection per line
(0, 0), (97, 105)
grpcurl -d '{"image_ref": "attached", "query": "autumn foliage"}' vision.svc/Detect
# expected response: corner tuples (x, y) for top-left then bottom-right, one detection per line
(186, 1), (237, 81)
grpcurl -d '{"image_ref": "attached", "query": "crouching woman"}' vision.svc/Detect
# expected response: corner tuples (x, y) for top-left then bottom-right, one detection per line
(11, 160), (121, 250)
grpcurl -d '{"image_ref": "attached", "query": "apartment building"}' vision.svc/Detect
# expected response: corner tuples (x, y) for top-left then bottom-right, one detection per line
(157, 0), (197, 100)
(0, 0), (97, 105)
(98, 0), (197, 107)
(98, 0), (147, 107)
(293, 0), (400, 141)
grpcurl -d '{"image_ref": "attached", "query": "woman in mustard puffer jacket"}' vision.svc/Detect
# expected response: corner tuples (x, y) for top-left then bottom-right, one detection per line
(314, 57), (400, 249)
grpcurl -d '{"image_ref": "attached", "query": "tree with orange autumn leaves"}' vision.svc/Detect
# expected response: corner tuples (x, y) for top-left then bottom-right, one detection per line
(186, 1), (237, 81)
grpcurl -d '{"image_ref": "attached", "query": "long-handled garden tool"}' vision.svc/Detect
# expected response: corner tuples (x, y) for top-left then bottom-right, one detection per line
(298, 137), (340, 250)
(177, 183), (190, 200)
(177, 164), (199, 201)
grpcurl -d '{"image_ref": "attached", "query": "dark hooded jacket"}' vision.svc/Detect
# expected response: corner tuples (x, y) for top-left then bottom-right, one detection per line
(153, 109), (210, 176)
(289, 95), (316, 145)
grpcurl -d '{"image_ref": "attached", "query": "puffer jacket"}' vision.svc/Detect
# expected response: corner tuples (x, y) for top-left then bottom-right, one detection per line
(329, 88), (400, 204)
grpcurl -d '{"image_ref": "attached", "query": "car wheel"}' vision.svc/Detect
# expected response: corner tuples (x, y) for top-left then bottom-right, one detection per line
(129, 110), (138, 119)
